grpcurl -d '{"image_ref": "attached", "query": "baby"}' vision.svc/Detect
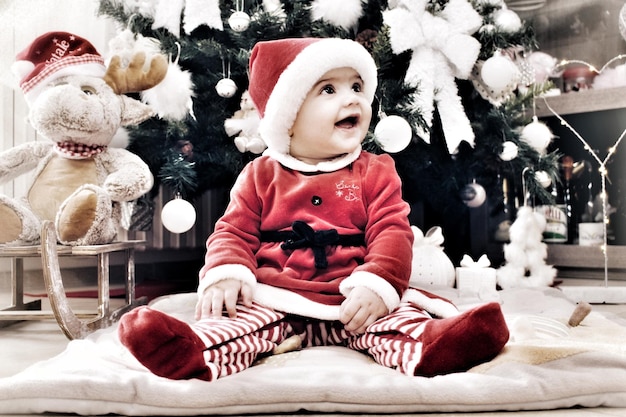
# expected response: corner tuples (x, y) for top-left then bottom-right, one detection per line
(119, 37), (509, 381)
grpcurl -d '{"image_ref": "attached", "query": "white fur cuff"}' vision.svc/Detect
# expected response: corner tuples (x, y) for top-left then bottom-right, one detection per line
(339, 271), (401, 313)
(197, 264), (257, 298)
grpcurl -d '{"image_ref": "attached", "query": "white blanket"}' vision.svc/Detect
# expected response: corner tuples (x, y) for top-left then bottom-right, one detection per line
(1, 287), (626, 415)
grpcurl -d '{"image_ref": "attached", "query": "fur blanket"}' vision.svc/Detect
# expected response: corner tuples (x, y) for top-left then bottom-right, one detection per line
(1, 287), (626, 415)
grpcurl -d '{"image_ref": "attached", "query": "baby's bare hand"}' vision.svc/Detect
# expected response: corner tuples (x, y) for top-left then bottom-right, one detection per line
(339, 286), (387, 334)
(195, 279), (253, 320)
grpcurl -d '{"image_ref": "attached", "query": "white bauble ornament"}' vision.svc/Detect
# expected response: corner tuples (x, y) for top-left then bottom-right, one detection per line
(493, 8), (522, 33)
(499, 140), (519, 161)
(228, 11), (250, 32)
(481, 53), (521, 91)
(461, 182), (487, 208)
(216, 78), (238, 98)
(534, 170), (552, 188)
(374, 115), (412, 153)
(161, 197), (196, 233)
(520, 116), (553, 154)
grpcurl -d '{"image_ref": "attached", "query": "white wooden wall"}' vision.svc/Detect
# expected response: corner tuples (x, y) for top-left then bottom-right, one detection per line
(0, 0), (217, 250)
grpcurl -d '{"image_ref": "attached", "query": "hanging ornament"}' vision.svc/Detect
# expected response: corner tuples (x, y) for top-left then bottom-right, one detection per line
(520, 115), (553, 155)
(161, 195), (196, 234)
(493, 7), (523, 33)
(480, 51), (521, 91)
(228, 11), (250, 32)
(216, 59), (237, 98)
(141, 43), (195, 121)
(225, 90), (266, 154)
(534, 170), (552, 188)
(460, 181), (487, 208)
(374, 114), (412, 153)
(216, 78), (237, 98)
(310, 0), (364, 30)
(471, 61), (514, 106)
(499, 140), (519, 161)
(228, 0), (250, 32)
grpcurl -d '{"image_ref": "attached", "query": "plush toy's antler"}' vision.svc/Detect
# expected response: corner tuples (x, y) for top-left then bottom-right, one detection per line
(104, 52), (168, 94)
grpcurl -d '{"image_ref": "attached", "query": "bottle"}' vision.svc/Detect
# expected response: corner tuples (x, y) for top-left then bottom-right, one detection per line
(494, 174), (516, 243)
(537, 156), (572, 244)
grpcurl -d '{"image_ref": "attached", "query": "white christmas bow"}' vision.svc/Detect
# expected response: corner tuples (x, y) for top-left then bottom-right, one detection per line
(383, 0), (482, 154)
(460, 254), (491, 268)
(412, 226), (445, 247)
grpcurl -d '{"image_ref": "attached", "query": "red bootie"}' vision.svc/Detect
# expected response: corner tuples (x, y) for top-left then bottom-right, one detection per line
(414, 302), (509, 376)
(118, 307), (213, 380)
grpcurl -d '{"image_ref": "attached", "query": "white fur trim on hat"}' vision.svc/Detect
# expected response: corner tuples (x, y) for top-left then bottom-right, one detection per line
(18, 58), (105, 106)
(258, 38), (377, 172)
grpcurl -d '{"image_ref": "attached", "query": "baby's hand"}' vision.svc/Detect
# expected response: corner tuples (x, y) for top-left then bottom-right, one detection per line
(195, 278), (253, 320)
(339, 286), (388, 334)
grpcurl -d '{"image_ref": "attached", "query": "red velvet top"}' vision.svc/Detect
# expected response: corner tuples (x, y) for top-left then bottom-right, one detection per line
(198, 152), (413, 317)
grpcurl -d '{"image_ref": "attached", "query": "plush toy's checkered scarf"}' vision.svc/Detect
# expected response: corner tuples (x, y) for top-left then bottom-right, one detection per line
(54, 141), (106, 159)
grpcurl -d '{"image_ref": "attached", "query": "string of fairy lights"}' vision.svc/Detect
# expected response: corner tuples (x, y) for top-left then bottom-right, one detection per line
(539, 86), (626, 286)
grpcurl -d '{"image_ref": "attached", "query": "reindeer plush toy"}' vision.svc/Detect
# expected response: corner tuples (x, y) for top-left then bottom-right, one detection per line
(0, 31), (165, 246)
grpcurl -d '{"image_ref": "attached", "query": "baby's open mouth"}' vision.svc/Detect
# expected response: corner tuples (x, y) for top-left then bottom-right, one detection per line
(335, 115), (359, 129)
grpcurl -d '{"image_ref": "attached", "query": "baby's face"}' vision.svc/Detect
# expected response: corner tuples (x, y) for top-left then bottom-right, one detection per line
(289, 67), (372, 165)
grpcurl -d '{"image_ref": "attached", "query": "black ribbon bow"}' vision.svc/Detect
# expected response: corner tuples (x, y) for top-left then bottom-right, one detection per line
(260, 220), (366, 269)
(281, 221), (340, 269)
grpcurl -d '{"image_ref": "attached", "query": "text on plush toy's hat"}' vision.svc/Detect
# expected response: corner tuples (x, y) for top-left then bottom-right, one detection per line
(13, 31), (106, 103)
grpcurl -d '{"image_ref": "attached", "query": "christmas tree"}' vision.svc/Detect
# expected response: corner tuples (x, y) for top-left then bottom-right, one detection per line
(97, 0), (559, 263)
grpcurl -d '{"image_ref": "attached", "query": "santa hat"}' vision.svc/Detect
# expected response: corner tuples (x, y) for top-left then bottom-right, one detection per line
(248, 37), (378, 172)
(12, 31), (106, 105)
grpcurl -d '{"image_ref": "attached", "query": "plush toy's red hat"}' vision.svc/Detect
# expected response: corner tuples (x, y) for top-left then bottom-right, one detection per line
(13, 31), (106, 105)
(248, 37), (378, 172)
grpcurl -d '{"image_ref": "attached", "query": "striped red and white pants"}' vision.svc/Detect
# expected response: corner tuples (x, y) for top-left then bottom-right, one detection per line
(190, 302), (436, 380)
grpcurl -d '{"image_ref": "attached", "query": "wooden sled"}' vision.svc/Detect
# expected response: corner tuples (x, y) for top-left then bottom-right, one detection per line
(0, 221), (147, 340)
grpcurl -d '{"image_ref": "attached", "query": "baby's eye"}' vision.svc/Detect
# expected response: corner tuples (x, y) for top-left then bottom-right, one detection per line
(352, 82), (363, 92)
(321, 84), (335, 94)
